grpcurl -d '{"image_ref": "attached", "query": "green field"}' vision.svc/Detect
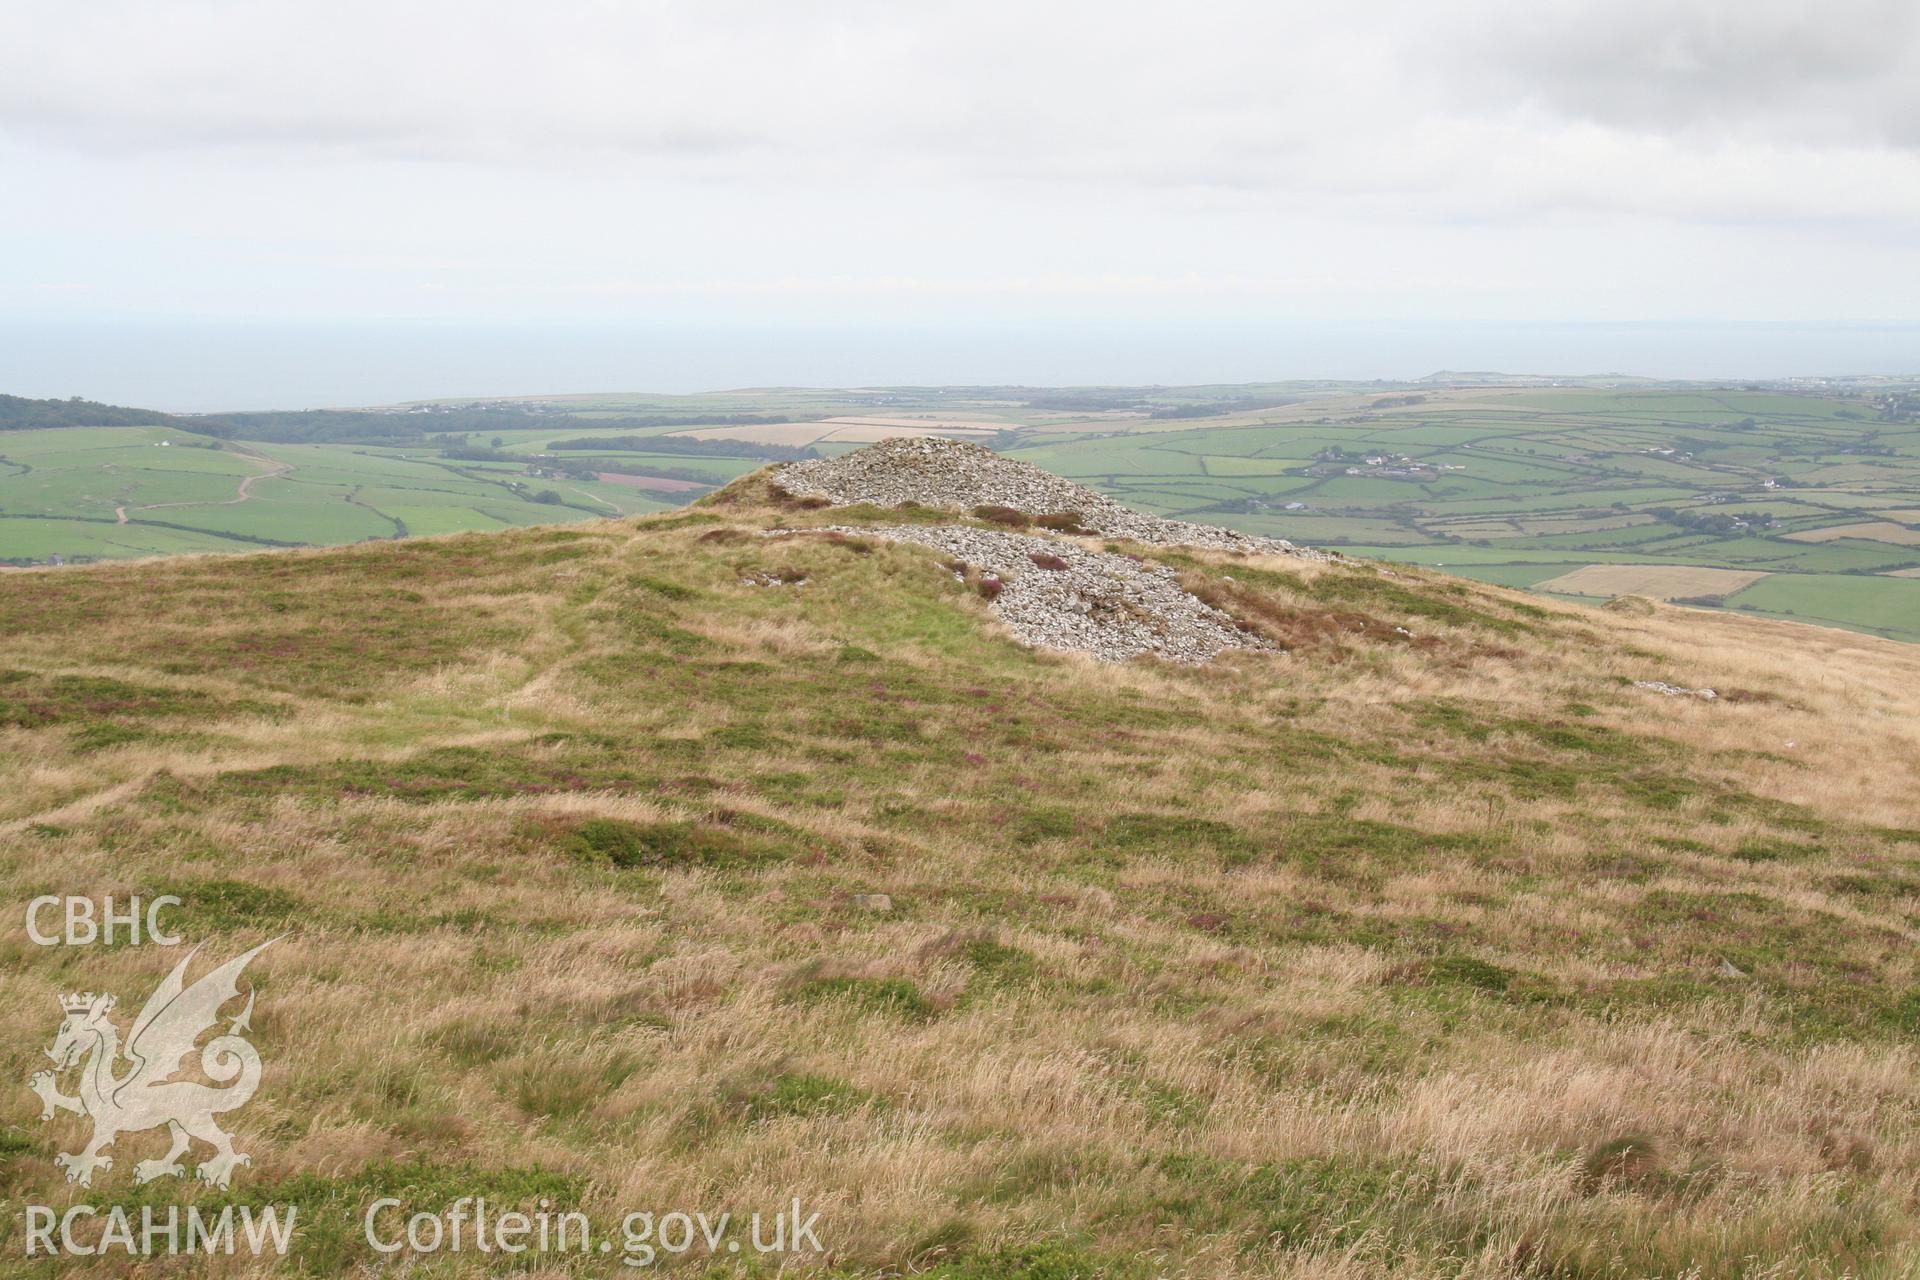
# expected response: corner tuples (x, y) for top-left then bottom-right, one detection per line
(4, 381), (1917, 644)
(0, 426), (690, 563)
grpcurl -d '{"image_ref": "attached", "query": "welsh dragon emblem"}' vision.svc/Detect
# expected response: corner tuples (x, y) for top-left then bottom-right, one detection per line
(28, 940), (274, 1189)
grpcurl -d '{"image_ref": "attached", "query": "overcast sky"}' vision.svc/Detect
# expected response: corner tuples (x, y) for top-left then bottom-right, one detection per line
(3, 0), (1918, 400)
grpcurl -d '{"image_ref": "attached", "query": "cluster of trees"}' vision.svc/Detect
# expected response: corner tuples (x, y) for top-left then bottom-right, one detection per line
(1643, 506), (1758, 537)
(1147, 397), (1289, 419)
(205, 410), (502, 443)
(424, 435), (522, 462)
(0, 395), (181, 431)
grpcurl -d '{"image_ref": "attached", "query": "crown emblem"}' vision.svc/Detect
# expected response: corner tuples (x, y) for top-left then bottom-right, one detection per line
(59, 992), (111, 1015)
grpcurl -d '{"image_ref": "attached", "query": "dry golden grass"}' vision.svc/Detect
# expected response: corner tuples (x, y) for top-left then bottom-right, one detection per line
(1783, 521), (1920, 546)
(1535, 563), (1772, 600)
(1, 491), (1918, 1278)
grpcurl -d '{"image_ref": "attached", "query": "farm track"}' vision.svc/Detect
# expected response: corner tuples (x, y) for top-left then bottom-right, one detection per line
(128, 446), (291, 514)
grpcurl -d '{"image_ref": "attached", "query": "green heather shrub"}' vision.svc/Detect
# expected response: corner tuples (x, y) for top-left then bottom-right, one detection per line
(972, 504), (1032, 529)
(562, 818), (767, 870)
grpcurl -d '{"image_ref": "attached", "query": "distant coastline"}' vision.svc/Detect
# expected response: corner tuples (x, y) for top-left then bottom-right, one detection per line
(4, 318), (1917, 413)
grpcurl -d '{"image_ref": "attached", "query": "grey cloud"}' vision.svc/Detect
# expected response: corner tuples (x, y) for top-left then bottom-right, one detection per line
(1442, 0), (1920, 146)
(0, 0), (1915, 221)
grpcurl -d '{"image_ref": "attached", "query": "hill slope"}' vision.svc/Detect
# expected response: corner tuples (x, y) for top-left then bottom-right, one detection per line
(3, 458), (1919, 1277)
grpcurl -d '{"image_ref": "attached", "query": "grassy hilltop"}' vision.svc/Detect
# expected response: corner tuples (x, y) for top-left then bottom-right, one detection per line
(2, 473), (1920, 1277)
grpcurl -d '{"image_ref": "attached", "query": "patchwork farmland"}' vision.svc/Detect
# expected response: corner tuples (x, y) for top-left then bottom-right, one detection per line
(985, 385), (1920, 644)
(4, 380), (1917, 643)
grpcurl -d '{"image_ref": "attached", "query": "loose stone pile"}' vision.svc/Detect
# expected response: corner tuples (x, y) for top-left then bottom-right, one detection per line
(774, 436), (1329, 558)
(1634, 680), (1718, 700)
(759, 435), (1344, 663)
(772, 524), (1271, 664)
